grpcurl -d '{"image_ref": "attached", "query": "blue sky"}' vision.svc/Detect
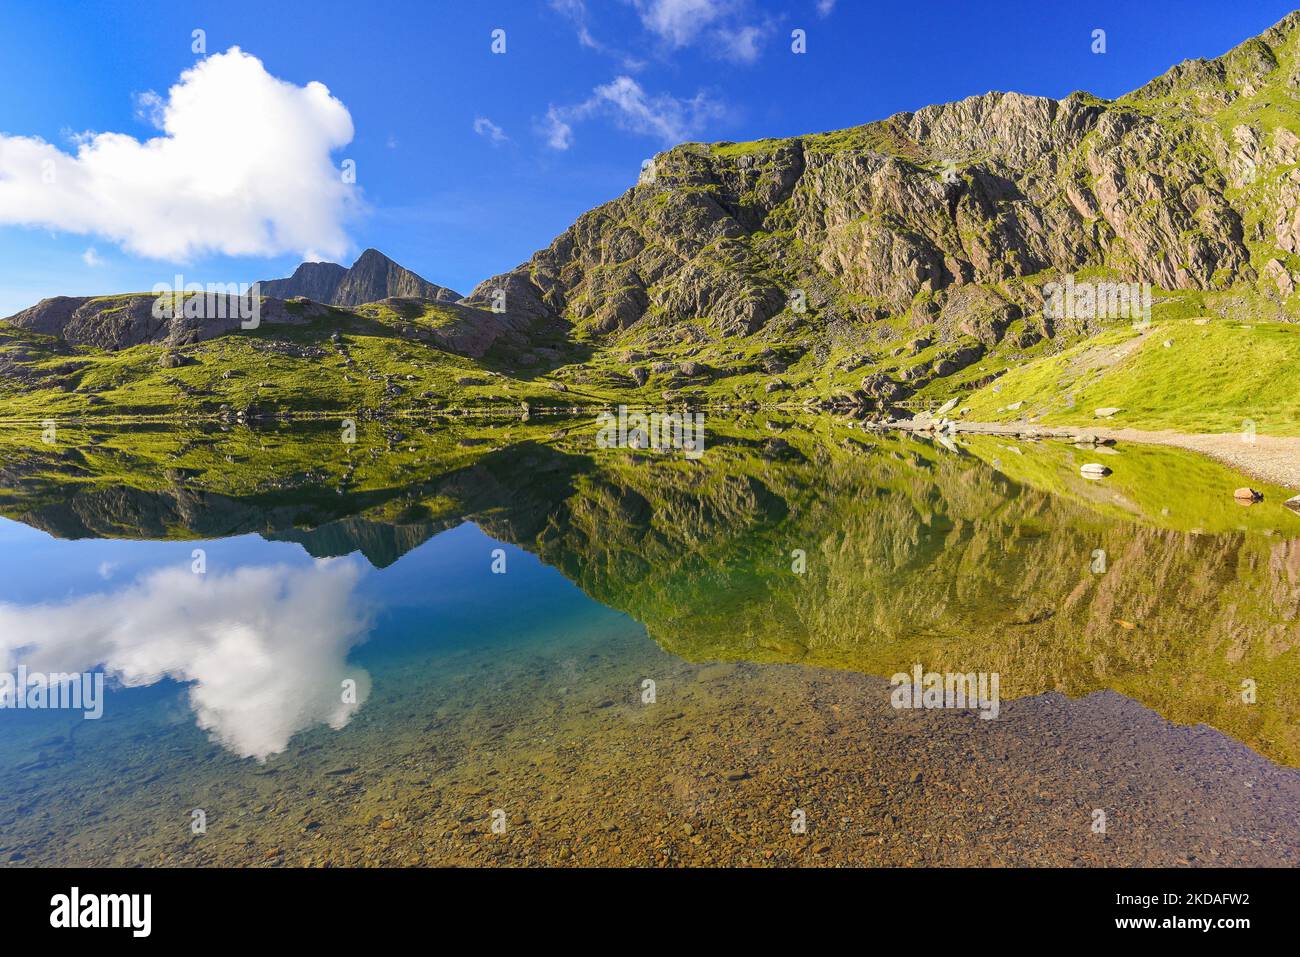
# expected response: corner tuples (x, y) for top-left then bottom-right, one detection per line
(0, 0), (1296, 316)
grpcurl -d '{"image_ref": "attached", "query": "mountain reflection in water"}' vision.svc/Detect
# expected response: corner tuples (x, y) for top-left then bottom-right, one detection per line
(0, 415), (1297, 766)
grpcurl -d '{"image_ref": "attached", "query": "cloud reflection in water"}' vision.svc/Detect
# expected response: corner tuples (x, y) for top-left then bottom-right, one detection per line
(0, 559), (372, 760)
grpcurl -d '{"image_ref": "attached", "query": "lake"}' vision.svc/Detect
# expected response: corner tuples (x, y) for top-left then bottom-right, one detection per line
(0, 415), (1297, 866)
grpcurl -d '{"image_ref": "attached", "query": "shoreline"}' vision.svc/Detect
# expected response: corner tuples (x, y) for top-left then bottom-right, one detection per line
(3, 405), (1297, 491)
(873, 418), (1300, 492)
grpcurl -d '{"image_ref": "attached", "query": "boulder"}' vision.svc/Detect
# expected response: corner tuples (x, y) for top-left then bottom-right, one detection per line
(859, 372), (907, 403)
(1094, 407), (1122, 418)
(931, 344), (984, 378)
(1233, 487), (1264, 502)
(1080, 463), (1111, 478)
(159, 352), (194, 369)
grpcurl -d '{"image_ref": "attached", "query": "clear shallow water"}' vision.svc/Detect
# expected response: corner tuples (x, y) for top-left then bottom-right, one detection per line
(0, 519), (612, 761)
(0, 418), (1297, 866)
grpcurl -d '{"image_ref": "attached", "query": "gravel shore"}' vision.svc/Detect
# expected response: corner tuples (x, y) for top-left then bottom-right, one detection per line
(1089, 428), (1300, 491)
(878, 419), (1300, 492)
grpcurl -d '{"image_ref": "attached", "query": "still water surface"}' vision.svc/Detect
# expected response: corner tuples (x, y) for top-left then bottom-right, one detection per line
(0, 417), (1296, 865)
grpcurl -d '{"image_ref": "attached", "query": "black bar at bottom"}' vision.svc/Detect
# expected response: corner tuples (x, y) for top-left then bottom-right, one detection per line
(0, 866), (1282, 943)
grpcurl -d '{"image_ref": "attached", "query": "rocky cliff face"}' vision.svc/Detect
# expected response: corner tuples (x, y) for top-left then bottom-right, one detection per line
(259, 249), (462, 307)
(259, 261), (347, 303)
(468, 12), (1300, 354)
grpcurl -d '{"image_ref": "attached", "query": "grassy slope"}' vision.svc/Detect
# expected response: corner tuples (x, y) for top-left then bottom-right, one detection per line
(6, 300), (1299, 435)
(0, 305), (614, 421)
(958, 317), (1300, 435)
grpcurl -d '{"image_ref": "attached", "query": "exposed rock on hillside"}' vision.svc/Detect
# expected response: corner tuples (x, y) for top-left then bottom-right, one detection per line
(260, 249), (461, 307)
(352, 297), (538, 359)
(2, 294), (328, 351)
(2, 290), (531, 362)
(469, 11), (1300, 353)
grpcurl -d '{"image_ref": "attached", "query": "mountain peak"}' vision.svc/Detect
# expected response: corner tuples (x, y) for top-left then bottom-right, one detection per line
(352, 248), (389, 266)
(466, 10), (1300, 342)
(259, 250), (461, 307)
(1123, 9), (1300, 109)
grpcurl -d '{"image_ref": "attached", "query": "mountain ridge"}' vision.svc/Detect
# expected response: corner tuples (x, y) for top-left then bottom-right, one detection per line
(2, 12), (1300, 431)
(258, 248), (462, 307)
(466, 9), (1300, 346)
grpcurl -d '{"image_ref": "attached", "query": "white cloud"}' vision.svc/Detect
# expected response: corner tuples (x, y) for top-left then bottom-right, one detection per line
(722, 23), (768, 63)
(633, 0), (731, 47)
(0, 560), (372, 760)
(96, 560), (118, 579)
(597, 76), (725, 140)
(551, 0), (604, 51)
(82, 247), (105, 267)
(540, 107), (576, 150)
(0, 47), (357, 262)
(473, 116), (509, 145)
(551, 0), (648, 70)
(816, 0), (836, 16)
(558, 1), (765, 66)
(629, 0), (772, 61)
(541, 76), (724, 150)
(132, 90), (165, 129)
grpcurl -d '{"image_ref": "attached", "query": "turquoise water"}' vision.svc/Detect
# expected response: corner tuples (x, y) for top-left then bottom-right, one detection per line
(0, 421), (1297, 866)
(0, 517), (624, 757)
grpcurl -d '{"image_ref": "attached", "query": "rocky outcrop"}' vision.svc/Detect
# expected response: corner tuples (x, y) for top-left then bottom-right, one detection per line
(1, 294), (329, 351)
(936, 285), (1023, 347)
(353, 297), (537, 360)
(258, 261), (347, 303)
(858, 372), (909, 404)
(1, 286), (535, 366)
(259, 249), (461, 307)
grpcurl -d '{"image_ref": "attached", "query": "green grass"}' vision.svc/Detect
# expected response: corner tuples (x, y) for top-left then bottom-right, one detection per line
(958, 433), (1300, 534)
(958, 318), (1300, 435)
(0, 310), (616, 421)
